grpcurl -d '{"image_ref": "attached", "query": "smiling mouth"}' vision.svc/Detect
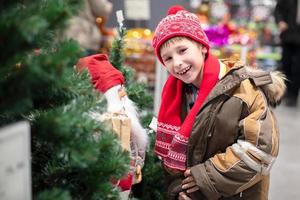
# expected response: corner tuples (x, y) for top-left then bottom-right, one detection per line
(177, 65), (192, 75)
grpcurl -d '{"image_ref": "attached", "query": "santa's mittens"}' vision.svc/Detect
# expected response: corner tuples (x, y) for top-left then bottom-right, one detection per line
(78, 54), (125, 93)
(117, 173), (133, 191)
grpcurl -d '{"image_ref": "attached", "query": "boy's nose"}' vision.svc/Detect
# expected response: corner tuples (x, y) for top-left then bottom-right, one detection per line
(173, 57), (183, 68)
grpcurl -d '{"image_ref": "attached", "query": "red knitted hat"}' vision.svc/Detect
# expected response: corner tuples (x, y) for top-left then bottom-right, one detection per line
(152, 5), (210, 64)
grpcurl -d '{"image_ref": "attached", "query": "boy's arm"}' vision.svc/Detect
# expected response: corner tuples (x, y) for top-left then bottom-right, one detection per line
(190, 80), (279, 199)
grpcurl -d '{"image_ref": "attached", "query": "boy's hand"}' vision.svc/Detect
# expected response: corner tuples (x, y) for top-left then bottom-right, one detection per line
(179, 191), (192, 200)
(182, 169), (200, 194)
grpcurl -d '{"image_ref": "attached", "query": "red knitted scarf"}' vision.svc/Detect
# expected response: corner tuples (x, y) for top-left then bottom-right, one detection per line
(155, 53), (220, 171)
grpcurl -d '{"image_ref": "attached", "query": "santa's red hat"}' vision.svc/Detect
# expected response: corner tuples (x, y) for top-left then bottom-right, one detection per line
(152, 5), (210, 64)
(78, 54), (125, 93)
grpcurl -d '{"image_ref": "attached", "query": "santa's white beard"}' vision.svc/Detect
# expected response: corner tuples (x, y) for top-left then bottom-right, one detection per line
(104, 85), (148, 154)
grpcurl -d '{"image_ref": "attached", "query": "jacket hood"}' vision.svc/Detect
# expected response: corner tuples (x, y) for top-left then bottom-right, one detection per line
(245, 67), (286, 106)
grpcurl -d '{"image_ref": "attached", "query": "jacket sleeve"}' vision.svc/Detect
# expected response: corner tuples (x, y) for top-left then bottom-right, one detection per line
(190, 79), (279, 199)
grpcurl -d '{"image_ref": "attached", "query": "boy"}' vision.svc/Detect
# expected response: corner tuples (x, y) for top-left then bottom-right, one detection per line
(152, 5), (286, 200)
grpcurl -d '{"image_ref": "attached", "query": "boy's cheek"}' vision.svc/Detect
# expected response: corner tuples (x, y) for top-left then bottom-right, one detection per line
(165, 65), (175, 74)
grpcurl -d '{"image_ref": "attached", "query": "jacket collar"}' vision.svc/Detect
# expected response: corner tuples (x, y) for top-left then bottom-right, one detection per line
(200, 59), (249, 111)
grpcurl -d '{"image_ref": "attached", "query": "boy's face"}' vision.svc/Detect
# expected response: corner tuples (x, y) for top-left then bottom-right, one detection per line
(160, 38), (207, 88)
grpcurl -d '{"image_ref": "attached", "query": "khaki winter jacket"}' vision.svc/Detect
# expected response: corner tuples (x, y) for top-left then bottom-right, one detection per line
(165, 59), (286, 200)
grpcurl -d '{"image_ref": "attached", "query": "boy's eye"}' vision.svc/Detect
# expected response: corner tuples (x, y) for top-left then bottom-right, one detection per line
(164, 57), (172, 62)
(179, 48), (187, 53)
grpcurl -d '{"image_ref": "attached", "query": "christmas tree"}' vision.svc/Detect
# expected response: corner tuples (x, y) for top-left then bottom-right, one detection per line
(0, 1), (129, 199)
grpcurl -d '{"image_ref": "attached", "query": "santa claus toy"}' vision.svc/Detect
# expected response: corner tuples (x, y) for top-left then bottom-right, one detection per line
(76, 54), (148, 194)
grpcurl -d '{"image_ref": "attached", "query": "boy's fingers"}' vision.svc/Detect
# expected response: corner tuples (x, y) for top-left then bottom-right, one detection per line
(182, 176), (194, 184)
(184, 169), (191, 177)
(182, 180), (197, 189)
(178, 192), (184, 200)
(179, 192), (192, 200)
(186, 186), (200, 193)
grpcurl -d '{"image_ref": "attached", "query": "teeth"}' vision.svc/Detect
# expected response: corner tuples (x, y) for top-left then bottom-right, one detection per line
(177, 66), (191, 75)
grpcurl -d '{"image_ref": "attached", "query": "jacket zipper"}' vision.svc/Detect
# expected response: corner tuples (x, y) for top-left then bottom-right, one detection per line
(198, 101), (218, 160)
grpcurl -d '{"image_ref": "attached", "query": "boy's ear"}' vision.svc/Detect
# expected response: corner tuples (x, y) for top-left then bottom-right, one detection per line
(201, 46), (208, 54)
